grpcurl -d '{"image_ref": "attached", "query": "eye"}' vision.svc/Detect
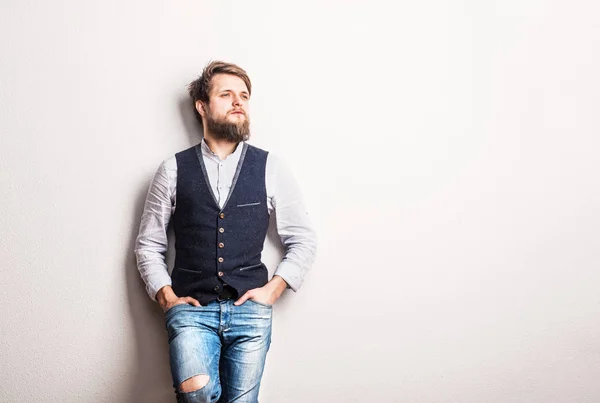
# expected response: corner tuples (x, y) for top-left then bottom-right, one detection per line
(241, 94), (249, 100)
(221, 93), (230, 97)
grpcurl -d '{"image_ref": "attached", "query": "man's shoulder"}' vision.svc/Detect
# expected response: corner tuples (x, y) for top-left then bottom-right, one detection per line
(172, 144), (204, 169)
(245, 142), (269, 154)
(174, 143), (200, 158)
(157, 144), (197, 173)
(157, 154), (177, 175)
(245, 143), (272, 163)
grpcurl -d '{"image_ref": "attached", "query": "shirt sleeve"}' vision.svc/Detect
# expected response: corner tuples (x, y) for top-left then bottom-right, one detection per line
(134, 159), (175, 301)
(267, 154), (318, 291)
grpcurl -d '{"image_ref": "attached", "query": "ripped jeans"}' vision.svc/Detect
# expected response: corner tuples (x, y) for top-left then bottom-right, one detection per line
(165, 299), (273, 403)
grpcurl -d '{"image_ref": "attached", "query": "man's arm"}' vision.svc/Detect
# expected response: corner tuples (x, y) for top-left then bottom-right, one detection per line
(134, 159), (200, 310)
(235, 154), (317, 306)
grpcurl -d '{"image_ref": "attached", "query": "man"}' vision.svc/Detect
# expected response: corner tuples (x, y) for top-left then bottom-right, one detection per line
(134, 61), (317, 403)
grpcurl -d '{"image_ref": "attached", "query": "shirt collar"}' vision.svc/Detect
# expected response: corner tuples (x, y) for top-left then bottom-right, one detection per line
(200, 138), (244, 160)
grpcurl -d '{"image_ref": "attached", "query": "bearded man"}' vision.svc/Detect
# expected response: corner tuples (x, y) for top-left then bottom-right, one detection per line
(134, 61), (317, 403)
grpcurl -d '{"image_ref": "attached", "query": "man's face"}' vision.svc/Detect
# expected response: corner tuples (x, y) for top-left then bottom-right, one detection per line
(197, 74), (251, 142)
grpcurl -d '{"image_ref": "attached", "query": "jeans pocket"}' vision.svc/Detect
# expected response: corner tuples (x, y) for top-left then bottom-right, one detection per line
(247, 299), (272, 308)
(164, 304), (195, 339)
(165, 302), (189, 316)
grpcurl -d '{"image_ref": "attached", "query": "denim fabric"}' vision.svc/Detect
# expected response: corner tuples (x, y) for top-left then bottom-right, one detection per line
(165, 299), (273, 403)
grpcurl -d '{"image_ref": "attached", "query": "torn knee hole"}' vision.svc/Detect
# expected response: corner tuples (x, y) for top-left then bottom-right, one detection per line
(179, 374), (210, 393)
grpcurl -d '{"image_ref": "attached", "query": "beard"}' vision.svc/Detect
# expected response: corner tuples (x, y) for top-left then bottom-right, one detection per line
(205, 111), (251, 142)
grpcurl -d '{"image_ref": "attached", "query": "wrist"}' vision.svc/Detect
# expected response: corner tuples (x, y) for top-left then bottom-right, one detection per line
(268, 276), (288, 296)
(156, 285), (177, 306)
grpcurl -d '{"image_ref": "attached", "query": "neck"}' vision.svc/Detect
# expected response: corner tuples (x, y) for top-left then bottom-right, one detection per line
(203, 133), (240, 160)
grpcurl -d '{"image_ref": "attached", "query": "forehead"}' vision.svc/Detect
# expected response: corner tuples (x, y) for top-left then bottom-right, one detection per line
(209, 74), (249, 94)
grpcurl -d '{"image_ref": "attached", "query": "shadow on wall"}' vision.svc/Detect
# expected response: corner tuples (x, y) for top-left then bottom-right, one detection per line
(119, 95), (201, 403)
(124, 182), (175, 403)
(180, 95), (204, 146)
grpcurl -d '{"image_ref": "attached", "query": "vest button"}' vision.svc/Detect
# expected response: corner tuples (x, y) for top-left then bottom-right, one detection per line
(214, 285), (220, 291)
(218, 242), (224, 248)
(218, 257), (224, 263)
(219, 213), (225, 219)
(219, 227), (225, 233)
(218, 271), (224, 277)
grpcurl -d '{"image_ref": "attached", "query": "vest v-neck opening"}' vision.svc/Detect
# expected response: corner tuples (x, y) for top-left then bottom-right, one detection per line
(194, 142), (248, 212)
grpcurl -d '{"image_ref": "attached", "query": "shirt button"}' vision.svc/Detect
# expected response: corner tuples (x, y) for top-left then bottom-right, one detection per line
(214, 285), (220, 291)
(218, 271), (224, 277)
(219, 228), (225, 233)
(219, 213), (225, 219)
(218, 242), (224, 248)
(218, 257), (224, 263)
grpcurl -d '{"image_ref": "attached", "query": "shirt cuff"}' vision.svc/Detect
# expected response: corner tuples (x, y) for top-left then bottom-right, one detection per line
(273, 261), (304, 292)
(147, 274), (172, 302)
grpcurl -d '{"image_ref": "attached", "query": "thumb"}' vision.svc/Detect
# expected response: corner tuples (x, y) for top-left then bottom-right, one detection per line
(234, 292), (252, 306)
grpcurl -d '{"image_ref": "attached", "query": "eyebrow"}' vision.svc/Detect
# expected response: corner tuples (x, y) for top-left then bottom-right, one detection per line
(219, 89), (250, 95)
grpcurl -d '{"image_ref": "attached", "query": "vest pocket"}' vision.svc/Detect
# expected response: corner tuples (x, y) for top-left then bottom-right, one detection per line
(237, 202), (261, 208)
(238, 263), (263, 271)
(175, 267), (202, 274)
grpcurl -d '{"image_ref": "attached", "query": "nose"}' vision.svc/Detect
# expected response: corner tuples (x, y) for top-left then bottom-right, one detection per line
(232, 94), (242, 106)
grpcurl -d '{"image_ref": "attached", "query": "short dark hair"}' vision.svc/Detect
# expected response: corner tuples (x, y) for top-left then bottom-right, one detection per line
(187, 61), (252, 125)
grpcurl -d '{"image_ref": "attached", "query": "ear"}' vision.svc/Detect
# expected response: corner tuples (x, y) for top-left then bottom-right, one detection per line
(195, 100), (206, 117)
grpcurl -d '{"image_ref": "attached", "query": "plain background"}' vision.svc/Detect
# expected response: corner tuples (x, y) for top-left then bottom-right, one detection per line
(1, 1), (600, 402)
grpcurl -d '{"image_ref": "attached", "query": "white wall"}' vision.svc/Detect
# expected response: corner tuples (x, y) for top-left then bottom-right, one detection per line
(1, 1), (600, 402)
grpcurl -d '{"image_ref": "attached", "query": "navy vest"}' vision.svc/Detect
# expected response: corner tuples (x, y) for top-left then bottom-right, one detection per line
(171, 143), (270, 305)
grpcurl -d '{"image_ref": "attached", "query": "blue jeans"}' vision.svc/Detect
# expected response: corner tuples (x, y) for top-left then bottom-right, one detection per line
(165, 299), (273, 403)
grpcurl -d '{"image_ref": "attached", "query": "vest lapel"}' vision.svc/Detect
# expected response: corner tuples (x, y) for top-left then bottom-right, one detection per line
(193, 142), (248, 212)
